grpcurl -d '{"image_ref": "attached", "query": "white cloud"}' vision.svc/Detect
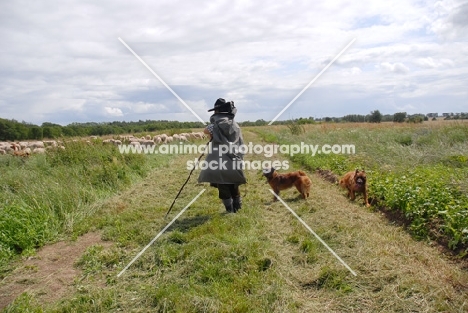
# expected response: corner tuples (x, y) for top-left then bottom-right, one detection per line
(0, 0), (466, 124)
(341, 67), (362, 76)
(104, 107), (123, 117)
(415, 57), (455, 68)
(429, 0), (468, 40)
(131, 102), (167, 114)
(380, 62), (410, 74)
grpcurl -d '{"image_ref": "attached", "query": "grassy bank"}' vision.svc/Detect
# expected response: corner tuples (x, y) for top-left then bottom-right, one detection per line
(252, 122), (468, 254)
(0, 140), (171, 271)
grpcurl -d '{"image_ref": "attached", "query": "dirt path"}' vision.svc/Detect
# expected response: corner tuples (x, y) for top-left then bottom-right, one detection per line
(242, 130), (468, 312)
(0, 232), (112, 310)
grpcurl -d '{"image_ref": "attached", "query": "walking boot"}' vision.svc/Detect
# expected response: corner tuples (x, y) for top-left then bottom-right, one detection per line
(222, 198), (234, 213)
(233, 196), (242, 212)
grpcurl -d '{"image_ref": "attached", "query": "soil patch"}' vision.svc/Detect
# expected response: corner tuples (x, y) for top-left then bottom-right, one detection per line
(0, 232), (112, 310)
(315, 168), (339, 184)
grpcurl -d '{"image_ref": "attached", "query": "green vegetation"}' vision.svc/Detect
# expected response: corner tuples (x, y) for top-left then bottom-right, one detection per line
(254, 122), (468, 254)
(1, 126), (468, 312)
(0, 118), (205, 140)
(2, 111), (467, 140)
(0, 141), (171, 271)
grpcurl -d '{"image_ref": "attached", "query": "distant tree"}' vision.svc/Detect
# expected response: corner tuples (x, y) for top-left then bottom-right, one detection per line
(368, 110), (382, 123)
(393, 112), (407, 123)
(0, 118), (31, 140)
(407, 114), (424, 123)
(41, 122), (62, 128)
(381, 114), (394, 122)
(342, 114), (366, 122)
(30, 127), (43, 140)
(42, 126), (62, 138)
(254, 119), (267, 126)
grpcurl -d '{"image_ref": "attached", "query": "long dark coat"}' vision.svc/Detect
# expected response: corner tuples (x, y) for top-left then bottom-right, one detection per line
(197, 113), (246, 185)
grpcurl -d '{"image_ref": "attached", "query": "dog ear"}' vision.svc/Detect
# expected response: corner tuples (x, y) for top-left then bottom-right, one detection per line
(355, 169), (359, 174)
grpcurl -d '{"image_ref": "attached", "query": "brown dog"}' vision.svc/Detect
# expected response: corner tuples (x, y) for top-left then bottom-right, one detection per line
(263, 168), (312, 201)
(339, 169), (370, 207)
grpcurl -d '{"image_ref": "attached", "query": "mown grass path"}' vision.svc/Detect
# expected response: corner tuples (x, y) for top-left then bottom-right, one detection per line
(2, 130), (468, 312)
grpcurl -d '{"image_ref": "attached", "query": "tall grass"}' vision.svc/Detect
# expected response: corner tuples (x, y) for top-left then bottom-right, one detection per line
(0, 141), (166, 269)
(254, 122), (468, 253)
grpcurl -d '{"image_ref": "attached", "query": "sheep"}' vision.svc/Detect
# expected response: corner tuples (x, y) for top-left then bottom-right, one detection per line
(159, 134), (168, 143)
(166, 136), (173, 143)
(33, 147), (46, 154)
(43, 140), (57, 147)
(10, 143), (21, 152)
(0, 142), (12, 154)
(18, 141), (29, 149)
(10, 143), (33, 157)
(24, 147), (32, 154)
(140, 139), (155, 146)
(179, 135), (188, 142)
(191, 132), (205, 140)
(29, 141), (45, 149)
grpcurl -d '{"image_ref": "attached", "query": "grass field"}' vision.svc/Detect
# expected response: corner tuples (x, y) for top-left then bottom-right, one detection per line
(1, 123), (468, 312)
(0, 141), (172, 272)
(253, 121), (468, 254)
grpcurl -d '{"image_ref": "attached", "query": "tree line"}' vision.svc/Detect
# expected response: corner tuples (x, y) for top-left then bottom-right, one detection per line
(1, 110), (465, 140)
(0, 119), (205, 141)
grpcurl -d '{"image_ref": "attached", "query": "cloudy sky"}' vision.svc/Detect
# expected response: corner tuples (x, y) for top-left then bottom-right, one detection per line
(0, 0), (467, 125)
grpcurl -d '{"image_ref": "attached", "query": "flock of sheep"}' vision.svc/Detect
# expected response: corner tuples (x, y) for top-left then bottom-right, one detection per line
(0, 131), (207, 157)
(0, 140), (61, 156)
(99, 131), (207, 147)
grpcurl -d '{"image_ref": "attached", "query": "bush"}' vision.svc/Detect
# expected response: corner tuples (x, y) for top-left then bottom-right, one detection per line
(287, 122), (305, 135)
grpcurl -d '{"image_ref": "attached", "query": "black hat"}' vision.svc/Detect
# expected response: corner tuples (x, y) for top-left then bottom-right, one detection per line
(208, 98), (235, 113)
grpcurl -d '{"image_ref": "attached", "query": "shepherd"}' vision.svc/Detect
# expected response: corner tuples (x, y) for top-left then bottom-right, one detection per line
(198, 98), (246, 213)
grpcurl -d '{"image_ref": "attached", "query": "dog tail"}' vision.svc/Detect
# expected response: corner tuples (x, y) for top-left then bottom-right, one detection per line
(339, 178), (346, 188)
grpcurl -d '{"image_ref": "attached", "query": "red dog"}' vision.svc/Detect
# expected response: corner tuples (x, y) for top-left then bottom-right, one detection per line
(339, 169), (370, 207)
(263, 167), (311, 201)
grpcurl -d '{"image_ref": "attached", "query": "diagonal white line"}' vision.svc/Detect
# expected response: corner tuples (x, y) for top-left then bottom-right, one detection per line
(118, 37), (206, 125)
(269, 189), (357, 276)
(268, 38), (356, 125)
(117, 189), (206, 277)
